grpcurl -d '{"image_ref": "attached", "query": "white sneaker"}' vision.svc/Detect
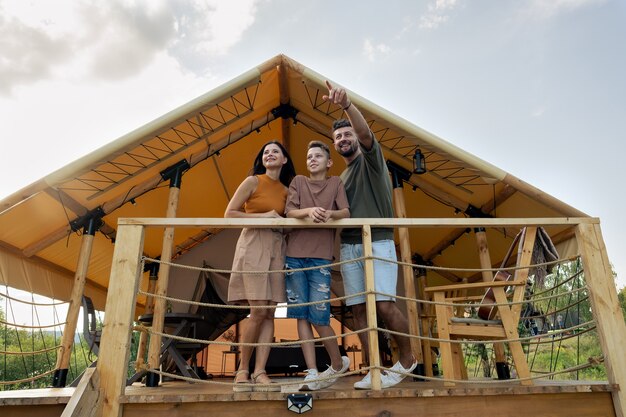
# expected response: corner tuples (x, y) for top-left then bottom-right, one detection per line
(354, 360), (418, 390)
(353, 371), (372, 390)
(380, 360), (418, 388)
(299, 369), (319, 391)
(316, 356), (350, 389)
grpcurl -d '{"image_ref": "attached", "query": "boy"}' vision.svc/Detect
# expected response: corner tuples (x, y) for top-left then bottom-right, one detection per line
(285, 140), (351, 391)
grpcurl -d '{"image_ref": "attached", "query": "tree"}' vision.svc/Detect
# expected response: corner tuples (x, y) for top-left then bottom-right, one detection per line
(1, 298), (92, 390)
(618, 286), (626, 323)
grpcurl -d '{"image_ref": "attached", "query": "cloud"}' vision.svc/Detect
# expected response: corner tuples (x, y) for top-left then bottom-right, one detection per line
(524, 0), (607, 19)
(0, 0), (261, 93)
(0, 3), (74, 95)
(363, 39), (392, 62)
(419, 0), (459, 30)
(168, 0), (260, 74)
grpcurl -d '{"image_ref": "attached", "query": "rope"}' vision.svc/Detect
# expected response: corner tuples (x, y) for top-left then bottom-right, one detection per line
(0, 345), (60, 356)
(136, 325), (371, 348)
(0, 292), (67, 307)
(378, 286), (588, 309)
(375, 255), (580, 274)
(0, 320), (67, 329)
(533, 269), (584, 297)
(0, 368), (56, 386)
(379, 320), (596, 345)
(142, 255), (367, 275)
(136, 356), (603, 387)
(135, 364), (368, 387)
(137, 289), (368, 310)
(143, 253), (580, 276)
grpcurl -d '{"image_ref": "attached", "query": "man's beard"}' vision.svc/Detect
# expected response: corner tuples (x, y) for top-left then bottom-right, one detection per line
(337, 142), (357, 158)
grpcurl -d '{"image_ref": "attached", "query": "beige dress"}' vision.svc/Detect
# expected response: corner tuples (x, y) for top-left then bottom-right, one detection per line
(227, 174), (288, 303)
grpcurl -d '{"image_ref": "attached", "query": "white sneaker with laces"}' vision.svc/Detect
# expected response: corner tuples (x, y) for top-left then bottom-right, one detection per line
(299, 369), (319, 391)
(354, 360), (418, 390)
(353, 370), (372, 390)
(316, 356), (350, 389)
(380, 360), (418, 388)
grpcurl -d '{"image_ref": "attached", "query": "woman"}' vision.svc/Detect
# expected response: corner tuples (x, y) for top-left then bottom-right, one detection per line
(225, 141), (296, 392)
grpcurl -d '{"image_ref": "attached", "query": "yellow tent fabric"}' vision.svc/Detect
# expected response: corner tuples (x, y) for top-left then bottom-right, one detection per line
(0, 54), (586, 310)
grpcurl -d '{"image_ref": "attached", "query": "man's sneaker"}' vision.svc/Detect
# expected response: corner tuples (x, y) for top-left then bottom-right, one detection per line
(353, 359), (418, 390)
(353, 370), (372, 390)
(299, 369), (319, 391)
(380, 359), (418, 388)
(316, 356), (350, 389)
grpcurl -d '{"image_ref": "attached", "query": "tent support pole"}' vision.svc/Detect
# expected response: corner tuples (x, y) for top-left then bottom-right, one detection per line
(146, 160), (189, 387)
(52, 216), (99, 387)
(389, 165), (425, 377)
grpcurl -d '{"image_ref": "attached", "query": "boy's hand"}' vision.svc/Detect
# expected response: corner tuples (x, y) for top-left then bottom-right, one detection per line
(308, 207), (329, 223)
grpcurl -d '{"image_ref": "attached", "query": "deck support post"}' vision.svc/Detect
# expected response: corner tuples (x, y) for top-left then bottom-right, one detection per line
(362, 225), (382, 390)
(576, 223), (626, 417)
(95, 224), (145, 417)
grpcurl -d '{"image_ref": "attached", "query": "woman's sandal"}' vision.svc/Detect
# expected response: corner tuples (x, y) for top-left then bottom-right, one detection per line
(233, 370), (253, 392)
(251, 370), (280, 392)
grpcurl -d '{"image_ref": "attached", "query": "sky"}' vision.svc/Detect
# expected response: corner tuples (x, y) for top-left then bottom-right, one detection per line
(1, 0), (624, 323)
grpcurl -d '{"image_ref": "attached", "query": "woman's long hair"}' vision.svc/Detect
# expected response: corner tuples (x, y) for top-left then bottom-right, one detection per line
(251, 140), (296, 187)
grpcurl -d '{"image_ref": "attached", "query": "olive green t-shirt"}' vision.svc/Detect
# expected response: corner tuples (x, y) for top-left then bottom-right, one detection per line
(340, 137), (394, 244)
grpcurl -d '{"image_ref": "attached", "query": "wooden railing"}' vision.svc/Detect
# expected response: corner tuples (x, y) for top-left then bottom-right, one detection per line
(89, 217), (626, 417)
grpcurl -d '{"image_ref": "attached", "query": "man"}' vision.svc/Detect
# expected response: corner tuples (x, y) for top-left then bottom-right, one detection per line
(324, 80), (417, 389)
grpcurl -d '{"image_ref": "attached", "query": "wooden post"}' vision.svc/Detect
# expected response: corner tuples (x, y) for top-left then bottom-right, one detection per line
(362, 225), (381, 390)
(576, 223), (626, 417)
(53, 218), (98, 387)
(134, 264), (158, 373)
(392, 186), (425, 375)
(146, 184), (181, 386)
(474, 227), (508, 379)
(96, 224), (145, 417)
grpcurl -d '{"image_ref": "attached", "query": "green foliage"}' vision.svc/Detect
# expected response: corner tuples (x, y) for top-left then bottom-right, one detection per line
(618, 286), (626, 323)
(458, 260), (608, 382)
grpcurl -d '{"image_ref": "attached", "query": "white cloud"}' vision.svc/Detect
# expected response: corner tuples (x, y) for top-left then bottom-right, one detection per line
(168, 0), (261, 74)
(0, 0), (261, 93)
(363, 39), (392, 62)
(419, 0), (459, 30)
(524, 0), (607, 19)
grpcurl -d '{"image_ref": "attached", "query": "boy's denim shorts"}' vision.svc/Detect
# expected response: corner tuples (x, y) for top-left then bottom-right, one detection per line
(285, 257), (332, 326)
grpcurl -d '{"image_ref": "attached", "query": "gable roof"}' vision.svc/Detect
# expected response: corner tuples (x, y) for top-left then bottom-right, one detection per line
(0, 54), (586, 308)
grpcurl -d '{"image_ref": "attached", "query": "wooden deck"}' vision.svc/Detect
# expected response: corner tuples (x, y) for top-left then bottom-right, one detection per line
(1, 376), (617, 417)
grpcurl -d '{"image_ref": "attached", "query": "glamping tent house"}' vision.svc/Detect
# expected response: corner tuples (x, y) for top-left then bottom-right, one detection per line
(0, 54), (624, 417)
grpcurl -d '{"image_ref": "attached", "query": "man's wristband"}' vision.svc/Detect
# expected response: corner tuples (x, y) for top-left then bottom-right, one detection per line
(343, 101), (352, 111)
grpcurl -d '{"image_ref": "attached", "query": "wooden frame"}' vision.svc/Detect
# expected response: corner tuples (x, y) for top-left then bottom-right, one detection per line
(77, 217), (625, 417)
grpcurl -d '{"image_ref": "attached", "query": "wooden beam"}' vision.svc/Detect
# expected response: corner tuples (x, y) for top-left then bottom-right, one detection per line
(392, 187), (425, 366)
(147, 185), (181, 379)
(96, 224), (145, 417)
(117, 216), (597, 228)
(55, 233), (95, 376)
(362, 225), (381, 390)
(576, 223), (626, 417)
(61, 367), (100, 417)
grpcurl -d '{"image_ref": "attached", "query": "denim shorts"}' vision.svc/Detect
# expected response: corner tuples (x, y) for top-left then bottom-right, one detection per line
(285, 257), (332, 326)
(340, 239), (397, 306)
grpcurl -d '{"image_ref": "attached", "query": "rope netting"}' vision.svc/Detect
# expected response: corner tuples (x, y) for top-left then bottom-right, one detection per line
(131, 253), (604, 386)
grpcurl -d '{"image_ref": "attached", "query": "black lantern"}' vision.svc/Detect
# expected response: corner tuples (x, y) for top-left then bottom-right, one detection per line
(413, 147), (426, 174)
